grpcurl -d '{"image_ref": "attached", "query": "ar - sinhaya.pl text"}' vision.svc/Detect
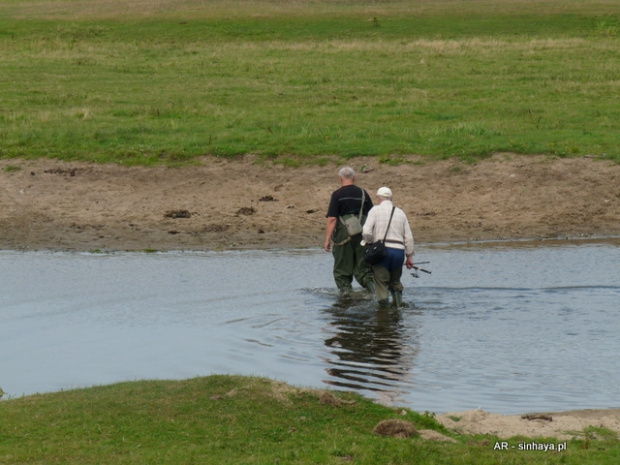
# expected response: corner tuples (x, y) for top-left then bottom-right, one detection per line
(494, 441), (567, 452)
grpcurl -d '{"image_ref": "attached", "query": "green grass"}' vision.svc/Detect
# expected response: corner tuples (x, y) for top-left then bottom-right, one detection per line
(1, 375), (619, 464)
(0, 0), (619, 164)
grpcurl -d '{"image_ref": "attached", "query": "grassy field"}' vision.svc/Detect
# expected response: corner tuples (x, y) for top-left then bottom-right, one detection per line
(1, 375), (619, 464)
(1, 0), (618, 165)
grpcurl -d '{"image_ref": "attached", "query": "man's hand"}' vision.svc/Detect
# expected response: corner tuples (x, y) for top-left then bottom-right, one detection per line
(324, 239), (332, 252)
(405, 256), (414, 269)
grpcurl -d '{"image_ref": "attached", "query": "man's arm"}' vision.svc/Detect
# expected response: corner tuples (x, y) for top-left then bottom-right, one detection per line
(404, 216), (415, 268)
(324, 217), (338, 252)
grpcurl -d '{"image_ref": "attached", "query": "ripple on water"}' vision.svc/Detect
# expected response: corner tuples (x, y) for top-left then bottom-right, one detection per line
(1, 242), (619, 413)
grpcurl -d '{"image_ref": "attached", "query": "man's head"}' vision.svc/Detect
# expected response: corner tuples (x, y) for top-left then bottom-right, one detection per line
(338, 166), (356, 185)
(376, 186), (392, 201)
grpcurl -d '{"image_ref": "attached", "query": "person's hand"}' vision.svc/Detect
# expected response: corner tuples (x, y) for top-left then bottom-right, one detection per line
(324, 239), (332, 252)
(405, 256), (414, 269)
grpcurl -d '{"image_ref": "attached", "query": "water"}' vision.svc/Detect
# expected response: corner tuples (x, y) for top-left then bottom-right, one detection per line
(1, 240), (619, 414)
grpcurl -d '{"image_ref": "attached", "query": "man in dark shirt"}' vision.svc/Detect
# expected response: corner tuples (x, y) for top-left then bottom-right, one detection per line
(324, 166), (375, 294)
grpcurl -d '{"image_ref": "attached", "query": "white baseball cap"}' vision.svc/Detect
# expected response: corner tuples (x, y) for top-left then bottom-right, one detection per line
(376, 187), (392, 198)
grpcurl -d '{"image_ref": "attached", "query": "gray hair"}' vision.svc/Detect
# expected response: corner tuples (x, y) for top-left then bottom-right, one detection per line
(338, 166), (356, 180)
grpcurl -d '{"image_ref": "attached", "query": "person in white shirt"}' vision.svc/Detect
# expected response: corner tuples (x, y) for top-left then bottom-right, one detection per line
(361, 187), (415, 307)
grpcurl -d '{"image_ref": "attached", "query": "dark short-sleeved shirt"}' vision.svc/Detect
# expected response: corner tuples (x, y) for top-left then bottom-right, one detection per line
(326, 185), (373, 218)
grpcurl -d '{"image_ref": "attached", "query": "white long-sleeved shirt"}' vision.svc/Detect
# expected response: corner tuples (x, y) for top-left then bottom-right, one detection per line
(362, 200), (414, 256)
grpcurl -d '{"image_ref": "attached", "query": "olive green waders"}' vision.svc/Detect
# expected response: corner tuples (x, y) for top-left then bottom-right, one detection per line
(371, 264), (404, 308)
(331, 215), (374, 293)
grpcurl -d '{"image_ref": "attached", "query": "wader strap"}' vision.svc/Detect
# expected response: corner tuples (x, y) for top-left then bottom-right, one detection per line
(332, 236), (351, 247)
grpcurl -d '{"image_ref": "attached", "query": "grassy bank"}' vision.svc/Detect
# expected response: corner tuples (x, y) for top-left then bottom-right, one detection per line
(1, 0), (618, 164)
(1, 375), (618, 464)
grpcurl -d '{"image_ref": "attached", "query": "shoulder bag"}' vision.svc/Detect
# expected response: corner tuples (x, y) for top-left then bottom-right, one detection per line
(363, 206), (395, 265)
(339, 188), (365, 236)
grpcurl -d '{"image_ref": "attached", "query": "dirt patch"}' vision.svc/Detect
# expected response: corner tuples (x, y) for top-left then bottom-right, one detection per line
(373, 419), (418, 438)
(1, 154), (618, 252)
(437, 408), (620, 440)
(164, 209), (192, 219)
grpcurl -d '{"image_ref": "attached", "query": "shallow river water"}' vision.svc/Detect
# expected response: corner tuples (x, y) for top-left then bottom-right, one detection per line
(2, 239), (619, 414)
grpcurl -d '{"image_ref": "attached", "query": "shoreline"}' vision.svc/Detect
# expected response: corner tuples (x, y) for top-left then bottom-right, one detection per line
(2, 154), (619, 253)
(3, 381), (618, 440)
(2, 234), (619, 254)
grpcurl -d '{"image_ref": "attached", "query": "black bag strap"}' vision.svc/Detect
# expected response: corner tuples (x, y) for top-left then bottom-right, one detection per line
(382, 207), (396, 242)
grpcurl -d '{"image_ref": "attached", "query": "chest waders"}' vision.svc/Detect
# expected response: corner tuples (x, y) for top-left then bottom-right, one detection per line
(331, 191), (374, 293)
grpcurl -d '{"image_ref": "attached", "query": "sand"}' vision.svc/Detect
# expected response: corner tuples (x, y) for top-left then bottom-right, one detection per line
(437, 408), (620, 440)
(2, 153), (618, 252)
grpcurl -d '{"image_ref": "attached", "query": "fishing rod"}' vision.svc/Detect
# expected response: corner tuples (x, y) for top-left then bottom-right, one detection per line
(410, 262), (432, 278)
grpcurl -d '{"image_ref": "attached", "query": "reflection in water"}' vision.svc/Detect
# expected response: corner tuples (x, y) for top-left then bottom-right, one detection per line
(322, 293), (419, 405)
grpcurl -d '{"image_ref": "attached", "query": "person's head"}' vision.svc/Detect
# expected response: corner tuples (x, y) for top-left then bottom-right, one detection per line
(376, 186), (392, 202)
(338, 166), (356, 185)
